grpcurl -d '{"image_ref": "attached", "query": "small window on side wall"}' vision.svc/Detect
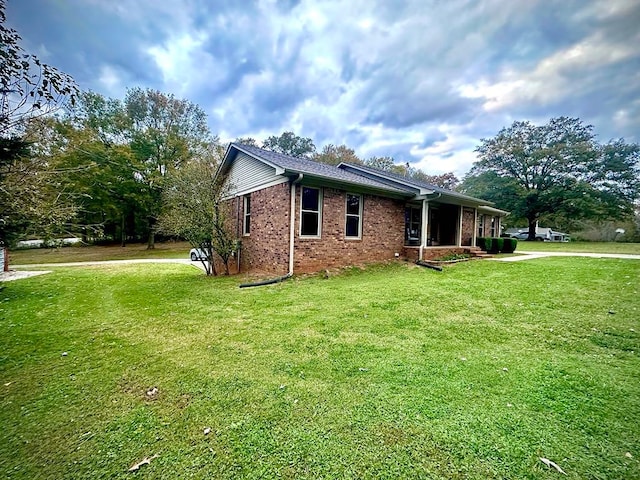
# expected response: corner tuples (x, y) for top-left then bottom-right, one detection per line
(345, 193), (362, 239)
(300, 187), (321, 237)
(243, 194), (251, 235)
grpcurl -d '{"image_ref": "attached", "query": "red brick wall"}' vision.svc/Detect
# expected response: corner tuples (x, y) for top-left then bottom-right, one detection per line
(292, 186), (405, 273)
(461, 208), (475, 246)
(235, 182), (291, 275)
(231, 182), (497, 274)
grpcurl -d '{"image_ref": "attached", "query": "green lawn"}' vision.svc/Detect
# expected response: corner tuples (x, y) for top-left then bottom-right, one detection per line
(1, 259), (639, 479)
(8, 241), (191, 265)
(515, 240), (640, 254)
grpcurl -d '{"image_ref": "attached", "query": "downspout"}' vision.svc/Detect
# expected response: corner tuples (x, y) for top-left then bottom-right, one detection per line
(289, 174), (304, 275)
(239, 174), (303, 289)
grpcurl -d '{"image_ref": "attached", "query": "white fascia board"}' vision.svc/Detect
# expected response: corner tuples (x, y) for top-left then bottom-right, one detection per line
(223, 176), (289, 199)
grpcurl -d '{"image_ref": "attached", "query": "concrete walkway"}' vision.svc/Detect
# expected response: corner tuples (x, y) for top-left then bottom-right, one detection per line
(491, 251), (640, 262)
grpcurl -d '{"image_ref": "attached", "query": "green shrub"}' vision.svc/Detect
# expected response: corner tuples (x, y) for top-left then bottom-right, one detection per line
(489, 237), (503, 254)
(477, 237), (490, 251)
(501, 238), (517, 253)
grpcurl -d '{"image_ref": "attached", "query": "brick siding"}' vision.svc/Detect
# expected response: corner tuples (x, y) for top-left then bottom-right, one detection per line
(293, 186), (405, 273)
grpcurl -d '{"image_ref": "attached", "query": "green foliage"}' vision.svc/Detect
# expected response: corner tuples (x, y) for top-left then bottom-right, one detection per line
(501, 237), (517, 253)
(0, 0), (78, 136)
(312, 144), (362, 166)
(157, 157), (229, 275)
(492, 237), (504, 253)
(1, 260), (639, 478)
(363, 156), (460, 189)
(464, 117), (640, 233)
(262, 131), (316, 157)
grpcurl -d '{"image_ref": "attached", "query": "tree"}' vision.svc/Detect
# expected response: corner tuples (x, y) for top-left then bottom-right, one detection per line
(0, 1), (78, 252)
(0, 119), (78, 247)
(234, 136), (259, 147)
(124, 88), (217, 248)
(262, 131), (315, 157)
(466, 117), (640, 238)
(158, 155), (234, 276)
(364, 156), (396, 171)
(0, 0), (77, 136)
(313, 144), (362, 166)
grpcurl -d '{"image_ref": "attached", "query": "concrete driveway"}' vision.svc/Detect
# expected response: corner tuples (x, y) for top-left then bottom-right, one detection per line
(491, 251), (640, 262)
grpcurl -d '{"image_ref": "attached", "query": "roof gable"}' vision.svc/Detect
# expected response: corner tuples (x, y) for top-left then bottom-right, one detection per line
(218, 143), (412, 197)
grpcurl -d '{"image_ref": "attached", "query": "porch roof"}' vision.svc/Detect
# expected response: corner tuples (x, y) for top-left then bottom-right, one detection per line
(338, 163), (495, 206)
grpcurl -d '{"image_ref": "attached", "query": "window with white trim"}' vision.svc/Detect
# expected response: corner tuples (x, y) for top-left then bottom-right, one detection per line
(243, 194), (251, 235)
(490, 216), (496, 237)
(300, 187), (321, 237)
(345, 193), (362, 239)
(477, 214), (484, 237)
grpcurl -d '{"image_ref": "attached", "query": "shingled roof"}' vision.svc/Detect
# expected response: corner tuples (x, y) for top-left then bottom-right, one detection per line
(221, 143), (497, 207)
(227, 143), (411, 195)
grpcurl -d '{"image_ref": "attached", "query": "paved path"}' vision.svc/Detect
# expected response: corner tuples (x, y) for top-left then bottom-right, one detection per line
(2, 258), (207, 282)
(491, 251), (640, 262)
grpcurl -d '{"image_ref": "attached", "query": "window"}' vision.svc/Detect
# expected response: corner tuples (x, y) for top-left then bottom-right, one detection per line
(477, 214), (484, 237)
(345, 194), (362, 239)
(404, 206), (421, 246)
(490, 217), (496, 237)
(300, 187), (321, 237)
(243, 194), (251, 235)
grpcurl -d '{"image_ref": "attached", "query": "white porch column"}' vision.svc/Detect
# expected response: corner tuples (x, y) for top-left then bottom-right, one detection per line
(419, 199), (429, 261)
(457, 205), (463, 247)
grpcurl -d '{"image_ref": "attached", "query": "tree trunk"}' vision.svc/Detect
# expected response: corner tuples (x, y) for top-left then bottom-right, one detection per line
(147, 217), (155, 249)
(121, 214), (126, 247)
(527, 218), (537, 241)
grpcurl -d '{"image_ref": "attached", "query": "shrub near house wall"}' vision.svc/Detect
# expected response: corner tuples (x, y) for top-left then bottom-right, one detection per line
(501, 238), (517, 253)
(491, 237), (504, 254)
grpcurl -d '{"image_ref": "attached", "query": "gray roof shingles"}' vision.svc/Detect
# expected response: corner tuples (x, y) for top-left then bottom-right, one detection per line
(231, 143), (410, 194)
(230, 143), (493, 205)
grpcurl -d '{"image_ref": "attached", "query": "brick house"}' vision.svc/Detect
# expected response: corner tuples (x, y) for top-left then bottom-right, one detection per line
(217, 143), (507, 275)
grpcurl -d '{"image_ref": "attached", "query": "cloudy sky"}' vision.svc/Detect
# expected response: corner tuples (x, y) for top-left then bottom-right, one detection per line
(6, 0), (640, 176)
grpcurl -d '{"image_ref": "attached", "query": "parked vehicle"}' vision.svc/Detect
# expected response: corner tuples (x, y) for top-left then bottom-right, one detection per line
(511, 231), (545, 241)
(189, 248), (208, 261)
(506, 227), (570, 242)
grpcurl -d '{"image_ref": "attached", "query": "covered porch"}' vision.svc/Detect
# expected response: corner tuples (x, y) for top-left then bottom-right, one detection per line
(402, 199), (480, 261)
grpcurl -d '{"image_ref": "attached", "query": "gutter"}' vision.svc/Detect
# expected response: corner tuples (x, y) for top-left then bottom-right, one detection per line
(289, 173), (304, 275)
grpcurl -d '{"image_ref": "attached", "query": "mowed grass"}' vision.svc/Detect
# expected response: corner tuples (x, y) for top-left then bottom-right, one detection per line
(515, 241), (640, 254)
(8, 241), (191, 265)
(1, 259), (639, 479)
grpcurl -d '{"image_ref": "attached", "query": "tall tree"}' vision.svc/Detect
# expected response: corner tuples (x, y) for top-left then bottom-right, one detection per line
(1, 118), (78, 247)
(124, 88), (216, 248)
(0, 0), (78, 252)
(234, 136), (259, 147)
(158, 154), (233, 276)
(313, 144), (362, 166)
(262, 131), (315, 157)
(0, 0), (77, 136)
(465, 117), (640, 238)
(364, 156), (396, 171)
(411, 170), (460, 190)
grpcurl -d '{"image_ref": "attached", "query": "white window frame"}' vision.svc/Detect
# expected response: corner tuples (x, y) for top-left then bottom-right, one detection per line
(299, 187), (322, 238)
(345, 193), (363, 240)
(490, 216), (496, 237)
(477, 214), (484, 237)
(243, 194), (251, 236)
